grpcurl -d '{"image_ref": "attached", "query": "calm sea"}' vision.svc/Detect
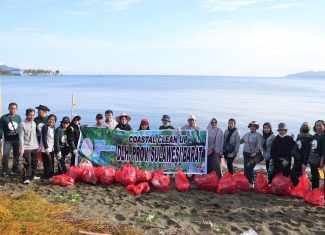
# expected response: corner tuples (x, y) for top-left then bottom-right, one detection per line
(1, 75), (324, 137)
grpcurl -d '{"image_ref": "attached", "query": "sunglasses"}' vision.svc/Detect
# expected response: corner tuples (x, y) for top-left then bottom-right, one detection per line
(211, 121), (217, 124)
(141, 123), (148, 126)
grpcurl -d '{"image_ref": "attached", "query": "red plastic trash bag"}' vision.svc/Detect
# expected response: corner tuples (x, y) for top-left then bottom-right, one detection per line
(121, 162), (137, 185)
(66, 166), (84, 182)
(151, 174), (170, 191)
(194, 171), (219, 191)
(255, 171), (271, 194)
(217, 172), (237, 194)
(97, 166), (115, 187)
(137, 170), (153, 183)
(290, 171), (311, 199)
(175, 169), (190, 192)
(234, 170), (250, 192)
(82, 167), (98, 184)
(271, 173), (291, 195)
(51, 174), (74, 187)
(304, 188), (324, 206)
(79, 158), (93, 167)
(126, 182), (150, 195)
(115, 168), (122, 183)
(152, 169), (164, 177)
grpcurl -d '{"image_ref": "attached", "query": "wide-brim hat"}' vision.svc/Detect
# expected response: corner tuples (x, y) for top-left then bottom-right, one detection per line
(116, 112), (131, 122)
(161, 114), (171, 122)
(277, 122), (288, 131)
(248, 121), (259, 129)
(35, 105), (50, 112)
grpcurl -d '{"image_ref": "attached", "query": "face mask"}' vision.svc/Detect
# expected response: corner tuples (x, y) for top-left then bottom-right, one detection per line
(301, 128), (309, 133)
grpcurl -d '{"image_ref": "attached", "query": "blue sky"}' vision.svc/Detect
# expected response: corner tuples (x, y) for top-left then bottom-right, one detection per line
(0, 0), (324, 76)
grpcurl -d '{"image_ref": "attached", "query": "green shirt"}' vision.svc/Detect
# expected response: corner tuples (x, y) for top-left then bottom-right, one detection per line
(34, 115), (48, 140)
(54, 127), (68, 154)
(0, 113), (22, 141)
(159, 125), (175, 130)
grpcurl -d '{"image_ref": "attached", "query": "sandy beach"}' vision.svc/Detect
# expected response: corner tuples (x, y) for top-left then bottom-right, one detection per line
(1, 162), (324, 235)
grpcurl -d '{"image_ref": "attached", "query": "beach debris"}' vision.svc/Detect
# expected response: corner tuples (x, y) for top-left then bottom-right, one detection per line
(126, 182), (150, 195)
(254, 171), (271, 194)
(290, 171), (311, 199)
(82, 167), (98, 185)
(304, 188), (324, 206)
(50, 174), (75, 187)
(240, 228), (258, 235)
(121, 162), (137, 186)
(67, 166), (84, 181)
(151, 174), (170, 191)
(271, 173), (291, 195)
(137, 169), (153, 183)
(175, 168), (190, 192)
(54, 192), (81, 204)
(217, 172), (237, 194)
(212, 225), (229, 234)
(234, 170), (250, 192)
(193, 171), (219, 191)
(95, 166), (115, 187)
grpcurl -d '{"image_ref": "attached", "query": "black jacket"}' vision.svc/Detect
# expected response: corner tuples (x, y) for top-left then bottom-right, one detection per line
(66, 122), (81, 152)
(270, 135), (295, 162)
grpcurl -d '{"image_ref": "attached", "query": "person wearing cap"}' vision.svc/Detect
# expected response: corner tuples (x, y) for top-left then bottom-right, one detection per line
(270, 123), (295, 182)
(159, 115), (175, 130)
(0, 102), (22, 177)
(138, 119), (150, 131)
(104, 110), (118, 129)
(54, 116), (70, 174)
(260, 122), (275, 184)
(94, 114), (105, 128)
(240, 121), (264, 185)
(115, 112), (132, 131)
(306, 120), (325, 189)
(291, 122), (312, 186)
(66, 114), (82, 166)
(206, 118), (224, 178)
(18, 108), (39, 184)
(34, 105), (50, 144)
(40, 114), (57, 179)
(181, 115), (200, 131)
(223, 118), (241, 174)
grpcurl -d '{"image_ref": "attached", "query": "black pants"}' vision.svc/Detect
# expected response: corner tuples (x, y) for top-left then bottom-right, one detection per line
(265, 159), (273, 184)
(271, 159), (291, 182)
(225, 154), (235, 174)
(23, 149), (38, 180)
(70, 153), (77, 167)
(58, 147), (69, 174)
(243, 152), (256, 184)
(291, 158), (303, 186)
(310, 164), (320, 189)
(207, 152), (222, 179)
(42, 152), (55, 179)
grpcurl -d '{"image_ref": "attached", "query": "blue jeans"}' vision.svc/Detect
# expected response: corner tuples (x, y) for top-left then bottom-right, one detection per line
(2, 140), (20, 174)
(243, 152), (256, 184)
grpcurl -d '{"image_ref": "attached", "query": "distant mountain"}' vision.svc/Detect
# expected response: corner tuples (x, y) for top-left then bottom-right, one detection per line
(0, 65), (20, 71)
(286, 71), (325, 78)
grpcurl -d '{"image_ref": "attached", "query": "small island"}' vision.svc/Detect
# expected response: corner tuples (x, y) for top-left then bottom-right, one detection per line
(0, 65), (61, 76)
(286, 71), (325, 78)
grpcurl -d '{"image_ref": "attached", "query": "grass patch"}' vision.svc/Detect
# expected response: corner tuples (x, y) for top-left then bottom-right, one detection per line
(54, 192), (81, 204)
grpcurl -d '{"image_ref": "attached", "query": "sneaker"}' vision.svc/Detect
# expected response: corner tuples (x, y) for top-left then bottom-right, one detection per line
(250, 183), (255, 189)
(33, 176), (41, 180)
(10, 171), (21, 176)
(24, 179), (30, 184)
(1, 172), (8, 178)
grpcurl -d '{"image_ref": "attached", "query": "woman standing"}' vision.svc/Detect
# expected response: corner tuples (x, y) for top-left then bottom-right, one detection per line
(115, 112), (132, 131)
(207, 118), (224, 179)
(223, 118), (240, 174)
(291, 122), (312, 186)
(240, 121), (264, 186)
(261, 122), (275, 184)
(54, 116), (70, 174)
(40, 114), (57, 179)
(66, 114), (81, 167)
(306, 120), (325, 189)
(138, 119), (150, 131)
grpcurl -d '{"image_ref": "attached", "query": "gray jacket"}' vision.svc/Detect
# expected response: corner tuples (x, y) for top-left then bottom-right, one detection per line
(223, 129), (241, 158)
(262, 134), (275, 160)
(240, 132), (264, 154)
(18, 120), (38, 150)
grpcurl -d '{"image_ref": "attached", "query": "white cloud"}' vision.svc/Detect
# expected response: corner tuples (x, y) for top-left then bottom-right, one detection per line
(269, 2), (296, 9)
(78, 0), (142, 11)
(201, 0), (271, 11)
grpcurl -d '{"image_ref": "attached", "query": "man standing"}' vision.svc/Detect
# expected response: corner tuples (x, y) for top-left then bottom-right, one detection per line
(181, 115), (200, 131)
(104, 110), (118, 129)
(0, 102), (22, 176)
(18, 108), (39, 184)
(66, 115), (81, 166)
(34, 105), (50, 143)
(159, 115), (175, 130)
(94, 114), (105, 128)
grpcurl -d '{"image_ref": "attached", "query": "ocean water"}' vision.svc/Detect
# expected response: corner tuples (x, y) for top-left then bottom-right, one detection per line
(1, 75), (324, 137)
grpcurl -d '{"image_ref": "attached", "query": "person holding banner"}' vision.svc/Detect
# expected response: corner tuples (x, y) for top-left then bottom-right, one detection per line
(54, 116), (70, 174)
(40, 114), (57, 179)
(181, 115), (200, 131)
(66, 114), (81, 166)
(159, 115), (175, 130)
(0, 102), (22, 177)
(94, 114), (105, 128)
(138, 119), (150, 131)
(104, 110), (118, 129)
(115, 112), (132, 131)
(207, 118), (224, 178)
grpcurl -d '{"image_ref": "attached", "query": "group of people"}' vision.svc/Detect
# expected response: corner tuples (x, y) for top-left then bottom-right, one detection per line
(0, 102), (324, 189)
